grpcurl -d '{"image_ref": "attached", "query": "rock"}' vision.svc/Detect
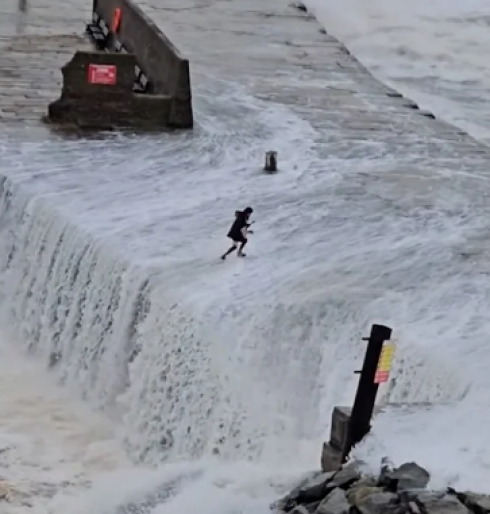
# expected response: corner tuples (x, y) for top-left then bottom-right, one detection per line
(399, 489), (443, 504)
(387, 462), (430, 491)
(271, 461), (480, 514)
(330, 464), (361, 489)
(381, 457), (395, 472)
(406, 500), (423, 514)
(291, 1), (307, 12)
(379, 457), (397, 491)
(272, 472), (335, 511)
(418, 494), (470, 514)
(271, 495), (297, 512)
(316, 487), (350, 514)
(296, 472), (337, 504)
(347, 476), (377, 492)
(356, 492), (399, 514)
(304, 502), (321, 513)
(398, 491), (437, 514)
(347, 485), (382, 505)
(449, 491), (490, 514)
(467, 494), (490, 514)
(291, 506), (310, 514)
(270, 472), (318, 509)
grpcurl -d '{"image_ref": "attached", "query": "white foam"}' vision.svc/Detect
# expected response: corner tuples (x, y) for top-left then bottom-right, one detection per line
(303, 0), (490, 142)
(302, 0), (490, 491)
(0, 327), (312, 513)
(355, 400), (490, 493)
(0, 334), (130, 511)
(1, 0), (490, 508)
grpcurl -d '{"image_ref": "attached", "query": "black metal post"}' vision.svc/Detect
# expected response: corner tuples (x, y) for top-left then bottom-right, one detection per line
(342, 323), (392, 461)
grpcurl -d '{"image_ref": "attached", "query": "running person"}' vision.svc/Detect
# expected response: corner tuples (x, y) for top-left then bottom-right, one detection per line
(220, 207), (254, 260)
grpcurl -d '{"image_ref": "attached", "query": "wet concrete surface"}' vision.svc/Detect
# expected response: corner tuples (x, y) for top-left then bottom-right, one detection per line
(138, 0), (490, 163)
(1, 0), (490, 168)
(0, 0), (92, 137)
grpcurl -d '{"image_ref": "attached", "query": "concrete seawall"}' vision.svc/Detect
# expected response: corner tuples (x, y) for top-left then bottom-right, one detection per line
(0, 0), (193, 132)
(0, 0), (489, 475)
(92, 0), (192, 127)
(0, 0), (91, 134)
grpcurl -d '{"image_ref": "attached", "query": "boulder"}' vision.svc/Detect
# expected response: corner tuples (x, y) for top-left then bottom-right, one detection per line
(304, 502), (321, 513)
(386, 462), (430, 491)
(291, 506), (310, 514)
(316, 487), (350, 514)
(397, 489), (439, 506)
(355, 492), (399, 514)
(330, 464), (361, 490)
(379, 458), (398, 491)
(448, 490), (490, 514)
(405, 500), (423, 514)
(418, 494), (470, 514)
(272, 472), (336, 511)
(347, 485), (383, 505)
(291, 1), (307, 12)
(296, 472), (337, 504)
(271, 461), (482, 514)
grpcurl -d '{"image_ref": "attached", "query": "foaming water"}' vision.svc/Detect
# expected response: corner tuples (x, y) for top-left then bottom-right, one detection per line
(49, 458), (308, 514)
(0, 81), (328, 513)
(2, 122), (490, 499)
(2, 3), (490, 510)
(0, 336), (129, 512)
(304, 0), (490, 142)
(294, 0), (490, 486)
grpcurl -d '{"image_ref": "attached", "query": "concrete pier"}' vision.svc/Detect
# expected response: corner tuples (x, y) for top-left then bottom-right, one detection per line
(0, 0), (92, 131)
(2, 0), (490, 159)
(139, 0), (490, 161)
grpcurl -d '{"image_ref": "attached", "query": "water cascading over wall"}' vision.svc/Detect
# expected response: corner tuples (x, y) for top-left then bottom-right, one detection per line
(0, 175), (277, 465)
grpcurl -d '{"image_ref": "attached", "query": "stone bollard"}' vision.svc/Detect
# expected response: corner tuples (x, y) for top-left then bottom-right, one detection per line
(264, 151), (277, 173)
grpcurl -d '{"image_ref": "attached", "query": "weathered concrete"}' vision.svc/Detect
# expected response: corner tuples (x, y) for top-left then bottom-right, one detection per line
(3, 0), (490, 151)
(47, 50), (173, 129)
(0, 0), (191, 133)
(92, 0), (193, 128)
(321, 403), (452, 472)
(138, 0), (490, 162)
(0, 0), (92, 133)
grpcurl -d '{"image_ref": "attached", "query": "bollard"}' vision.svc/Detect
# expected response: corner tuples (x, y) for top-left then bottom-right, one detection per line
(341, 324), (393, 462)
(264, 151), (277, 173)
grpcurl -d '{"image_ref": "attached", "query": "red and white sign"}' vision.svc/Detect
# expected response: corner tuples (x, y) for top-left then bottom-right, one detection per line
(87, 64), (117, 85)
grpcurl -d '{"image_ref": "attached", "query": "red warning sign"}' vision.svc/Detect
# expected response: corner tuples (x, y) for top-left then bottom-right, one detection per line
(88, 64), (117, 85)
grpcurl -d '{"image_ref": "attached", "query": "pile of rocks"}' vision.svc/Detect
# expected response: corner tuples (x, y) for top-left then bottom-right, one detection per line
(271, 460), (490, 514)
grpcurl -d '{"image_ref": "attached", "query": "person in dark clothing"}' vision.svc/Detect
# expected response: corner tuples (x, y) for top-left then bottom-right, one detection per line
(221, 207), (254, 260)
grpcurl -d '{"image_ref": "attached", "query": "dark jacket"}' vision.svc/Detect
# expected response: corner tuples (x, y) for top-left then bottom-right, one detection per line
(227, 210), (250, 239)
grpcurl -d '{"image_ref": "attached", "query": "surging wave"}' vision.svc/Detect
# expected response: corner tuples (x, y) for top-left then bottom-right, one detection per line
(0, 142), (481, 495)
(0, 176), (326, 468)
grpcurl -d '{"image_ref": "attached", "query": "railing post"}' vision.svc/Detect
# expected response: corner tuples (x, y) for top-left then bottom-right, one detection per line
(342, 323), (392, 461)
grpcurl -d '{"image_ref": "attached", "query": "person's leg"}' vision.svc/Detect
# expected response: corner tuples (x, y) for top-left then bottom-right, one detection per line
(221, 242), (238, 260)
(237, 238), (248, 256)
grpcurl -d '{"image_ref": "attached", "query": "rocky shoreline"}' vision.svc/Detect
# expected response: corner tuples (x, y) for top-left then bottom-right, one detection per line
(271, 459), (490, 514)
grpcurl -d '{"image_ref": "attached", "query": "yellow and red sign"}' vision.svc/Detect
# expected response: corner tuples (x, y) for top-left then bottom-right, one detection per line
(374, 342), (395, 384)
